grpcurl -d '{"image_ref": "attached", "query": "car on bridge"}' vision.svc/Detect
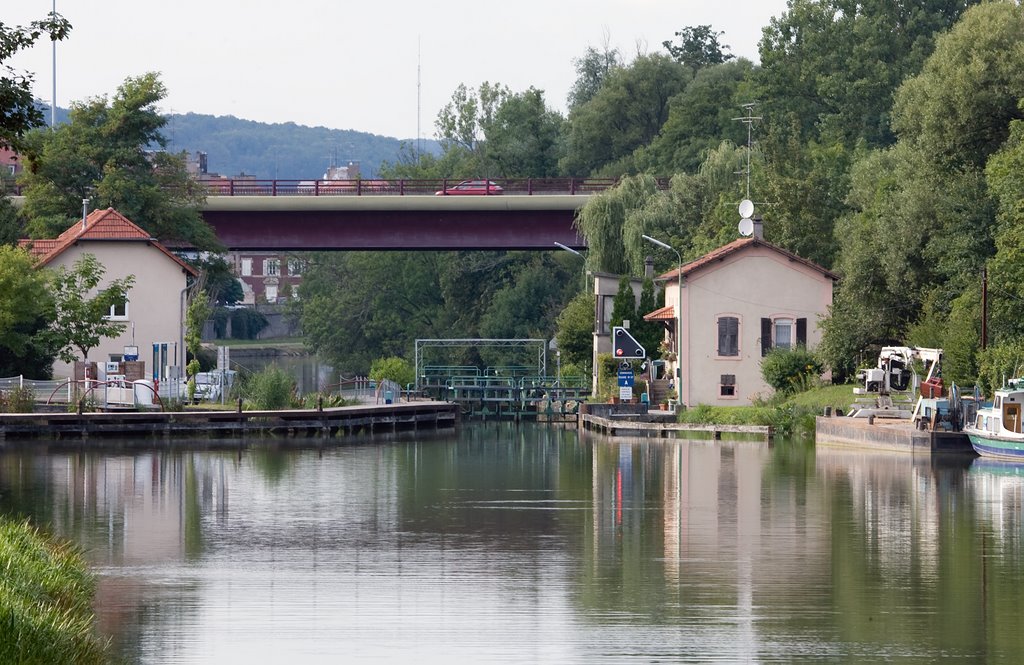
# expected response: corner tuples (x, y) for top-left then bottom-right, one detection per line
(434, 180), (503, 196)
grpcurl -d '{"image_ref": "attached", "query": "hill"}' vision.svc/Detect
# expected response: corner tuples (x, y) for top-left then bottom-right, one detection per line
(161, 112), (439, 179)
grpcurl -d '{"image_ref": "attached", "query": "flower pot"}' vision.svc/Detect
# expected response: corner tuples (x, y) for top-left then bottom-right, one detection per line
(659, 403), (668, 411)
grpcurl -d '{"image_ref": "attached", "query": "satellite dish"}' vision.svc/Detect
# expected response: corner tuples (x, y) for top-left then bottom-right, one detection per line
(738, 199), (755, 218)
(738, 218), (754, 237)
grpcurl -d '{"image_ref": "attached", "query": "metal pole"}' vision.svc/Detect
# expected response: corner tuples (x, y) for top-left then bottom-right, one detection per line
(51, 0), (56, 129)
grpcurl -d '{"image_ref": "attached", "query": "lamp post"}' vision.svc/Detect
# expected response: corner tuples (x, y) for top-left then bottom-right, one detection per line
(554, 242), (586, 291)
(643, 234), (682, 407)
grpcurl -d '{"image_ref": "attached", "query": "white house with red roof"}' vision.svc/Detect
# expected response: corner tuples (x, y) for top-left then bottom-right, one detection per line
(644, 233), (837, 407)
(20, 208), (198, 379)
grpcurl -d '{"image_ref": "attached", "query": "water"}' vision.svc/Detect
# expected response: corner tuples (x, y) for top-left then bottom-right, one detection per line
(1, 424), (1023, 663)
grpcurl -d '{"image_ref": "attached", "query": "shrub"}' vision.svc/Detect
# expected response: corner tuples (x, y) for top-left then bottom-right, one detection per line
(245, 366), (295, 410)
(761, 347), (823, 396)
(369, 356), (415, 388)
(0, 387), (36, 413)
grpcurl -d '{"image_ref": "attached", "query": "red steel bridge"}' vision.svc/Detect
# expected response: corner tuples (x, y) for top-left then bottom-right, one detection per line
(196, 177), (663, 251)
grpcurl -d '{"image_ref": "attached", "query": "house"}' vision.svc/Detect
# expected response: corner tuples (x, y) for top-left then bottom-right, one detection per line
(20, 208), (198, 379)
(230, 251), (303, 304)
(590, 258), (658, 391)
(644, 225), (837, 407)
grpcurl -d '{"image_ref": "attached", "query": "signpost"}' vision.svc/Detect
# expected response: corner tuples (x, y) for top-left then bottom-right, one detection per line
(617, 361), (635, 402)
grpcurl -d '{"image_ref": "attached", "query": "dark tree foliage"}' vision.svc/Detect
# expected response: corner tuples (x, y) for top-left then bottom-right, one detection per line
(0, 12), (71, 151)
(567, 44), (622, 110)
(662, 25), (734, 70)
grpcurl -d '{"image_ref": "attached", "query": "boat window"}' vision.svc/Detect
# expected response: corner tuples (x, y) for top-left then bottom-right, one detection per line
(1005, 403), (1022, 434)
(995, 396), (1001, 408)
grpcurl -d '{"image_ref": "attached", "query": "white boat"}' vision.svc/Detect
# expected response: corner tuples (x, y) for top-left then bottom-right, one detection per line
(964, 379), (1024, 460)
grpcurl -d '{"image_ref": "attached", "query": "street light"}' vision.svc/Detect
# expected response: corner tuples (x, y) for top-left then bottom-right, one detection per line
(554, 242), (587, 291)
(643, 234), (683, 407)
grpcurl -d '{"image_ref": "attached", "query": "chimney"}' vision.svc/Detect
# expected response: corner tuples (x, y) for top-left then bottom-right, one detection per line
(752, 215), (764, 240)
(644, 255), (654, 278)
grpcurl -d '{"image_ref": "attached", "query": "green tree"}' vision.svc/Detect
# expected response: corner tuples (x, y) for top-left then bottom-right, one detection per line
(45, 254), (135, 364)
(555, 291), (594, 369)
(609, 275), (636, 331)
(0, 246), (54, 376)
(19, 73), (220, 249)
(561, 54), (691, 176)
(567, 42), (622, 110)
(0, 12), (72, 151)
(662, 25), (734, 70)
(634, 277), (663, 359)
(369, 356), (415, 388)
(485, 87), (565, 177)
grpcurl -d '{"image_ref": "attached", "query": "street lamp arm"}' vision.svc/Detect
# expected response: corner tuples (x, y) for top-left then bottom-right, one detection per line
(641, 234), (672, 251)
(553, 241), (584, 258)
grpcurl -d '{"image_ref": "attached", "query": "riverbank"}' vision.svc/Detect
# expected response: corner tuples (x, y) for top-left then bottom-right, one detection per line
(0, 519), (106, 664)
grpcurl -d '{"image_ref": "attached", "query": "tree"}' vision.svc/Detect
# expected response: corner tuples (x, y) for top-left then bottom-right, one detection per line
(555, 291), (594, 369)
(0, 12), (72, 151)
(19, 73), (220, 249)
(369, 356), (415, 388)
(561, 54), (691, 176)
(634, 278), (663, 359)
(567, 42), (622, 110)
(662, 25), (734, 70)
(485, 88), (565, 178)
(610, 275), (636, 331)
(45, 254), (135, 364)
(0, 246), (54, 376)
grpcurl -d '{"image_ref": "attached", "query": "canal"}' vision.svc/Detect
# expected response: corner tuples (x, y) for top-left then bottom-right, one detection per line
(1, 423), (1022, 663)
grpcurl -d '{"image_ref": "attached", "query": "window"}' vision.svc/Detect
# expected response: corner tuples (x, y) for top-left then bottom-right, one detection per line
(761, 317), (808, 356)
(266, 259), (280, 276)
(106, 299), (128, 320)
(600, 295), (614, 334)
(717, 316), (739, 356)
(265, 284), (278, 302)
(241, 258), (252, 276)
(287, 258), (303, 276)
(774, 318), (794, 350)
(720, 374), (736, 397)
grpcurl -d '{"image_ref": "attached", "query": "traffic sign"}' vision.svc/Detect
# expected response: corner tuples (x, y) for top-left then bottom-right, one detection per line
(613, 326), (646, 359)
(617, 368), (635, 387)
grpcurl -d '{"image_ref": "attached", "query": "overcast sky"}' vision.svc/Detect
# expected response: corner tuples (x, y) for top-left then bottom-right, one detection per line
(8, 1), (790, 140)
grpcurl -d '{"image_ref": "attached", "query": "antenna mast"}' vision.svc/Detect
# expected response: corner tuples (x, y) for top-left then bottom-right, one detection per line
(733, 102), (762, 200)
(417, 36), (422, 157)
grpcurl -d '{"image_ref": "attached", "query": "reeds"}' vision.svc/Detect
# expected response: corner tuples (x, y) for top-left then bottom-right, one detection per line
(0, 518), (107, 664)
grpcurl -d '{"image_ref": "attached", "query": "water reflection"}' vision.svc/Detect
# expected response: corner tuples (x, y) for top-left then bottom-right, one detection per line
(0, 427), (1022, 662)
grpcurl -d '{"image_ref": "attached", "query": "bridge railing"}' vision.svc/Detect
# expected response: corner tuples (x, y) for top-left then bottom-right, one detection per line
(196, 177), (662, 197)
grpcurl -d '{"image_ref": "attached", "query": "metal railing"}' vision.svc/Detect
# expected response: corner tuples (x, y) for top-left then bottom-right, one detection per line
(196, 177), (664, 197)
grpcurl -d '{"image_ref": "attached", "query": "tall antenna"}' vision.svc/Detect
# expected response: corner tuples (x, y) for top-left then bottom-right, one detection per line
(733, 102), (761, 200)
(416, 36), (422, 157)
(51, 0), (56, 129)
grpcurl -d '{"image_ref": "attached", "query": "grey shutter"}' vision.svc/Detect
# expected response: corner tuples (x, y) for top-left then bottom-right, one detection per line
(761, 318), (772, 356)
(796, 318), (807, 347)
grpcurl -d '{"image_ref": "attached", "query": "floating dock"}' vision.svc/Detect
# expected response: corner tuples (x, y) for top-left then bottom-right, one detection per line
(815, 415), (972, 454)
(0, 402), (458, 441)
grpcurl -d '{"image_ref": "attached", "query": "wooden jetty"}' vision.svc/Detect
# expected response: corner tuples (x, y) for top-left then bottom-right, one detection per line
(580, 412), (771, 441)
(0, 401), (458, 441)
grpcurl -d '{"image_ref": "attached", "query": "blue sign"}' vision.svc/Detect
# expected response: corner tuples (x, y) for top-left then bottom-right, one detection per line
(617, 369), (635, 387)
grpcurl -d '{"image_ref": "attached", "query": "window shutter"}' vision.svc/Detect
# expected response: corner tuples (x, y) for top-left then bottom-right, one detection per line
(761, 318), (772, 356)
(796, 318), (807, 347)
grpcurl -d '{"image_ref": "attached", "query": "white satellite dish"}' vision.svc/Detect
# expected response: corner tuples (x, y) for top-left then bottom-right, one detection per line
(738, 218), (754, 237)
(738, 199), (755, 218)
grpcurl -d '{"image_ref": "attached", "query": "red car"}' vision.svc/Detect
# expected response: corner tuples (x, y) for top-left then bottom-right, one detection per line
(434, 179), (504, 196)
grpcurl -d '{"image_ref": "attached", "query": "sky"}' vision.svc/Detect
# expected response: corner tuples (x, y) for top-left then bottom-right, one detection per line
(7, 1), (791, 141)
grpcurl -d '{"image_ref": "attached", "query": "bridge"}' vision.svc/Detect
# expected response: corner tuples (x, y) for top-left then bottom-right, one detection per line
(197, 177), (633, 251)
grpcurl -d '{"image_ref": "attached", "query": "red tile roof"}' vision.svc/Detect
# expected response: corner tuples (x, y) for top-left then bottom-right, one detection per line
(19, 207), (198, 276)
(657, 237), (838, 282)
(643, 304), (675, 322)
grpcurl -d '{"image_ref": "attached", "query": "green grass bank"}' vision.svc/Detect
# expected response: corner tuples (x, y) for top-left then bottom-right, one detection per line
(0, 518), (107, 664)
(677, 384), (855, 437)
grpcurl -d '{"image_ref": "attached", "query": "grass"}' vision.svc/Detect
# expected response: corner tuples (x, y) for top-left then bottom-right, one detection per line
(0, 518), (107, 664)
(676, 383), (859, 438)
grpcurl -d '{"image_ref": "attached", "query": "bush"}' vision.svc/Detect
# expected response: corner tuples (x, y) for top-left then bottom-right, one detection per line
(0, 387), (36, 413)
(369, 356), (414, 388)
(244, 366), (295, 410)
(761, 347), (823, 396)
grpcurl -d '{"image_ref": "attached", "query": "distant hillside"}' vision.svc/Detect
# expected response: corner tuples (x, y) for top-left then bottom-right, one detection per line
(162, 112), (439, 179)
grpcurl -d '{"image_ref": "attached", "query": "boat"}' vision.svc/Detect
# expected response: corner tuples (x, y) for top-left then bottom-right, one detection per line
(964, 378), (1024, 460)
